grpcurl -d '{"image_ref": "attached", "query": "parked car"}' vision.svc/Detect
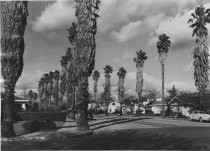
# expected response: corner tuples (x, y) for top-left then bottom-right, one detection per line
(189, 110), (210, 122)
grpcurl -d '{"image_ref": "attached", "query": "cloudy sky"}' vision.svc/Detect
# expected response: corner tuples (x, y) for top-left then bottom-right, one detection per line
(14, 0), (210, 98)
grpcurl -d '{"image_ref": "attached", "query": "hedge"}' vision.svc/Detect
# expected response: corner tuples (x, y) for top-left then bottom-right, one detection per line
(16, 112), (67, 121)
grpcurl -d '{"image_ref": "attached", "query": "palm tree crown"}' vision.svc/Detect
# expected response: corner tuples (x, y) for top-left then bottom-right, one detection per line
(92, 70), (100, 82)
(157, 34), (171, 54)
(104, 65), (113, 75)
(188, 5), (210, 37)
(134, 50), (148, 67)
(117, 67), (127, 79)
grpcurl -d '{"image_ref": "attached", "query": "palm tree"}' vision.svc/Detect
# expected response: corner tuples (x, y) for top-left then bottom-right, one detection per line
(43, 73), (49, 111)
(157, 34), (171, 117)
(27, 90), (34, 111)
(188, 5), (210, 110)
(103, 65), (113, 116)
(53, 70), (60, 111)
(134, 50), (147, 116)
(48, 71), (54, 111)
(65, 0), (100, 131)
(33, 92), (38, 103)
(117, 67), (127, 116)
(1, 1), (28, 137)
(38, 78), (45, 111)
(60, 56), (68, 111)
(92, 70), (100, 105)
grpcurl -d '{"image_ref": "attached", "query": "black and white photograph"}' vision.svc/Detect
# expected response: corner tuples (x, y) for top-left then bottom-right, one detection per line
(1, 0), (210, 150)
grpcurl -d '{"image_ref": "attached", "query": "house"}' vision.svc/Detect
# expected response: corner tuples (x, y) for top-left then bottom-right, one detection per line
(108, 100), (120, 113)
(146, 97), (192, 116)
(1, 94), (30, 111)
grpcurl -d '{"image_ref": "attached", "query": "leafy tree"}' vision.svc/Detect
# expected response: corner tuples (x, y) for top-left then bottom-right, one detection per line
(157, 34), (171, 117)
(103, 65), (113, 116)
(92, 70), (100, 104)
(1, 1), (28, 137)
(134, 50), (147, 113)
(188, 5), (210, 110)
(117, 67), (127, 116)
(167, 85), (178, 98)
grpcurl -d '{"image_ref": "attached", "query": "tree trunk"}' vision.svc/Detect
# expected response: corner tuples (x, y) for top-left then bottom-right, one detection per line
(1, 83), (16, 137)
(161, 63), (166, 118)
(120, 104), (122, 116)
(75, 101), (89, 131)
(75, 77), (89, 131)
(69, 85), (76, 119)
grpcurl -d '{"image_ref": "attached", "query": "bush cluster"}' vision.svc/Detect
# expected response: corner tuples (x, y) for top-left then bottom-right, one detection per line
(22, 119), (56, 133)
(16, 112), (66, 121)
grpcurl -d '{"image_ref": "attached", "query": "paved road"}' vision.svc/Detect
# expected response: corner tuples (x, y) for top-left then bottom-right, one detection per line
(2, 115), (210, 150)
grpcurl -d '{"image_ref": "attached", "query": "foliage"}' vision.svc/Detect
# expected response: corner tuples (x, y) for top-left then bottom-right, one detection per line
(188, 5), (210, 99)
(103, 65), (113, 114)
(117, 67), (127, 115)
(1, 1), (28, 137)
(134, 50), (147, 109)
(92, 70), (100, 93)
(157, 34), (171, 57)
(188, 5), (210, 37)
(122, 93), (136, 106)
(167, 85), (178, 99)
(16, 112), (66, 121)
(22, 119), (56, 133)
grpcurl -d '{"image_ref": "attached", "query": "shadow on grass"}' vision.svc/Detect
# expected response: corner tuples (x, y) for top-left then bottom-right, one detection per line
(91, 117), (150, 131)
(2, 127), (209, 151)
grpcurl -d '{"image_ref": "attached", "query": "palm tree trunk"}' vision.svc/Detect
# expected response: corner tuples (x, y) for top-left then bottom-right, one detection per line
(95, 92), (97, 104)
(75, 77), (89, 131)
(161, 63), (166, 117)
(1, 82), (16, 137)
(120, 104), (122, 116)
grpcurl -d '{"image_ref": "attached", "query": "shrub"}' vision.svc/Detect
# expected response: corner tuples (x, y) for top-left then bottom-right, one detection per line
(22, 120), (56, 133)
(113, 109), (120, 114)
(16, 112), (66, 121)
(94, 109), (104, 115)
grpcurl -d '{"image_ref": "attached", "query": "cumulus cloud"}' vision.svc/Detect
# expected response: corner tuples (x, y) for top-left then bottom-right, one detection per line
(149, 3), (210, 50)
(32, 0), (76, 32)
(16, 69), (44, 91)
(111, 20), (142, 42)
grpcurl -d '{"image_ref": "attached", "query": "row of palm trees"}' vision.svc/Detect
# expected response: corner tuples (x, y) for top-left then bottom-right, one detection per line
(38, 70), (61, 112)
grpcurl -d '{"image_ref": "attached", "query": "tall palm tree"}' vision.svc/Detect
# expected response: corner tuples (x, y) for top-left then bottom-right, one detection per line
(92, 70), (100, 105)
(53, 70), (60, 111)
(33, 92), (38, 102)
(188, 5), (210, 110)
(103, 65), (113, 116)
(65, 0), (100, 131)
(38, 78), (45, 111)
(117, 67), (127, 116)
(157, 34), (171, 117)
(1, 1), (28, 137)
(134, 50), (147, 116)
(43, 73), (49, 111)
(48, 71), (54, 111)
(60, 56), (68, 111)
(27, 90), (34, 111)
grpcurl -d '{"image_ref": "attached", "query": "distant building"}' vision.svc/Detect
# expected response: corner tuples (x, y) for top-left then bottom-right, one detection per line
(146, 97), (192, 116)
